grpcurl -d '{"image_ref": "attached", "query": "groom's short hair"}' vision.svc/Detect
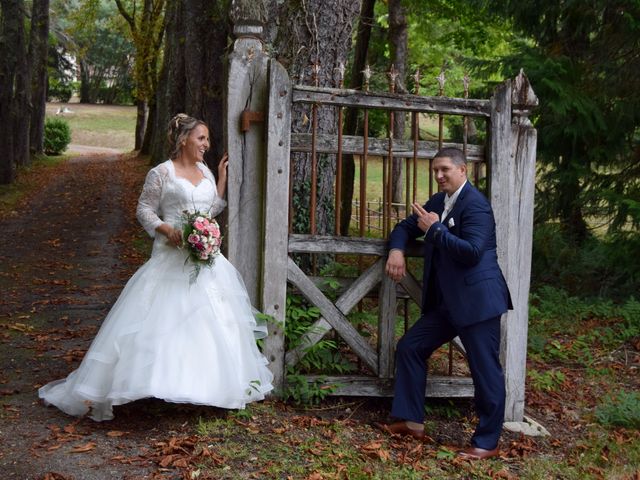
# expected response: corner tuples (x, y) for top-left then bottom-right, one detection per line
(434, 147), (466, 167)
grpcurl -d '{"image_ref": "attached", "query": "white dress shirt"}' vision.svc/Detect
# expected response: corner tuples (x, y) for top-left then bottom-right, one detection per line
(441, 180), (466, 222)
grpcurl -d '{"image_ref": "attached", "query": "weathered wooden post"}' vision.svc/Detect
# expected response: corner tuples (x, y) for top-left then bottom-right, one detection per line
(261, 60), (292, 389)
(488, 71), (538, 423)
(226, 1), (269, 305)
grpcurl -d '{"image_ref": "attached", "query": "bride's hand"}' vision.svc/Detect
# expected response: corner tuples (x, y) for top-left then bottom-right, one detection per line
(166, 227), (183, 247)
(157, 224), (183, 247)
(217, 153), (228, 197)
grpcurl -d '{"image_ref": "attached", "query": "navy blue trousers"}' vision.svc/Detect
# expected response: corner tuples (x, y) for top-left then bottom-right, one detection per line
(390, 309), (505, 450)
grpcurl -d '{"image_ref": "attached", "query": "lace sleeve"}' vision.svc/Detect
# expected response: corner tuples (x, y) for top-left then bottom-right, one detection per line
(201, 163), (227, 217)
(136, 166), (166, 237)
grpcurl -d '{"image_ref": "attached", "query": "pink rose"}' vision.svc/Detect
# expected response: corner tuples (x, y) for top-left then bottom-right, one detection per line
(188, 233), (199, 244)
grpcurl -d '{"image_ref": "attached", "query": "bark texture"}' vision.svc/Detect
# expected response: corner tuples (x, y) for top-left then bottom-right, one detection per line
(265, 0), (362, 235)
(388, 0), (408, 205)
(115, 0), (165, 152)
(149, 0), (230, 166)
(0, 0), (30, 183)
(339, 0), (375, 234)
(28, 0), (49, 155)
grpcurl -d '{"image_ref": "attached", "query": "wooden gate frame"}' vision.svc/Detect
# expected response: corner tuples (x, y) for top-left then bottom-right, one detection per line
(226, 22), (537, 422)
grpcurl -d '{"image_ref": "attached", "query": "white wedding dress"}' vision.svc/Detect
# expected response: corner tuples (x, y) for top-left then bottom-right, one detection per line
(39, 160), (273, 421)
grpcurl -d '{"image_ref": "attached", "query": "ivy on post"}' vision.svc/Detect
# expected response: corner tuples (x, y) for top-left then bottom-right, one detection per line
(226, 0), (269, 306)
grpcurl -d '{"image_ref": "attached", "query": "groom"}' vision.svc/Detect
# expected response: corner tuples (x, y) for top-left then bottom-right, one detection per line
(379, 147), (512, 460)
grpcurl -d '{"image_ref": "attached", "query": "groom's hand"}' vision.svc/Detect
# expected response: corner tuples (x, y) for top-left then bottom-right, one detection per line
(385, 249), (406, 282)
(412, 203), (439, 232)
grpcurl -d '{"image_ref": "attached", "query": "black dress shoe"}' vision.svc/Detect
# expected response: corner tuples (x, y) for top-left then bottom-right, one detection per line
(457, 446), (499, 460)
(374, 421), (425, 440)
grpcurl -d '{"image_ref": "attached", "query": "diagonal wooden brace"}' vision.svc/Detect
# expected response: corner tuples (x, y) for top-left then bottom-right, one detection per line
(240, 109), (264, 132)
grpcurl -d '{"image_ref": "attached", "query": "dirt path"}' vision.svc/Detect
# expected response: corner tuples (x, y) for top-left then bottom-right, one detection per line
(0, 153), (208, 480)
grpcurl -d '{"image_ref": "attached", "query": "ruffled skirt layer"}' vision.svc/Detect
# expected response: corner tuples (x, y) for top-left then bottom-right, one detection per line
(39, 246), (273, 421)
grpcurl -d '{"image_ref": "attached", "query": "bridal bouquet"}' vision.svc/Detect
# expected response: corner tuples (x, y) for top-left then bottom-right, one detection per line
(180, 210), (222, 284)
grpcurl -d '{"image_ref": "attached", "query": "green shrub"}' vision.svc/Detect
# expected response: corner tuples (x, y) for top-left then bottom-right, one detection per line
(47, 77), (74, 102)
(531, 223), (640, 299)
(282, 372), (338, 405)
(529, 287), (640, 354)
(595, 389), (640, 429)
(44, 118), (71, 155)
(527, 368), (566, 392)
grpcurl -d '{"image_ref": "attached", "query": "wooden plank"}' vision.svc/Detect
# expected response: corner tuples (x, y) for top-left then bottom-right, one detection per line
(261, 59), (292, 389)
(285, 259), (384, 367)
(288, 234), (426, 257)
(301, 375), (475, 398)
(488, 79), (513, 400)
(503, 71), (537, 423)
(293, 85), (491, 117)
(226, 34), (269, 304)
(302, 276), (415, 299)
(488, 80), (513, 412)
(288, 234), (387, 255)
(287, 257), (379, 374)
(398, 272), (422, 305)
(378, 275), (397, 378)
(291, 134), (486, 163)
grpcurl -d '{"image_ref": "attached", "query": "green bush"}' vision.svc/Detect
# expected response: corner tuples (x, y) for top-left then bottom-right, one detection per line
(527, 368), (566, 392)
(47, 77), (74, 102)
(531, 223), (640, 299)
(595, 389), (640, 429)
(44, 118), (71, 155)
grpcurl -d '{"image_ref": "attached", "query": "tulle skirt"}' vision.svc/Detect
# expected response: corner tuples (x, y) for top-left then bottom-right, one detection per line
(39, 243), (274, 421)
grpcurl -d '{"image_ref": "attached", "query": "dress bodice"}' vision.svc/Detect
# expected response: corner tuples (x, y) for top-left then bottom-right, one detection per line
(136, 160), (226, 238)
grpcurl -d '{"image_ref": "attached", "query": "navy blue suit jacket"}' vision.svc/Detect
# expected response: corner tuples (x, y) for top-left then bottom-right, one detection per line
(389, 182), (512, 329)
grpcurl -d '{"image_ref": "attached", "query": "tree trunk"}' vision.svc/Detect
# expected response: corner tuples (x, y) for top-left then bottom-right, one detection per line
(148, 0), (229, 165)
(140, 100), (155, 155)
(557, 156), (588, 242)
(266, 0), (362, 236)
(0, 0), (22, 183)
(339, 0), (376, 235)
(12, 0), (30, 167)
(115, 0), (165, 154)
(183, 0), (228, 162)
(28, 0), (49, 156)
(79, 60), (92, 103)
(149, 0), (186, 163)
(388, 0), (407, 206)
(135, 99), (148, 150)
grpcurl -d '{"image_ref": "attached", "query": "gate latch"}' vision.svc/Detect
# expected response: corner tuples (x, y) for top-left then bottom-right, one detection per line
(241, 109), (264, 132)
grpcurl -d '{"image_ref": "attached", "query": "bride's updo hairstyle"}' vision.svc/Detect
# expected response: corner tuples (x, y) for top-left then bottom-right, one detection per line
(167, 113), (208, 159)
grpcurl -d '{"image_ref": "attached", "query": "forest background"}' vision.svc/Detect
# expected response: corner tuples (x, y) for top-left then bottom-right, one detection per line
(0, 0), (639, 478)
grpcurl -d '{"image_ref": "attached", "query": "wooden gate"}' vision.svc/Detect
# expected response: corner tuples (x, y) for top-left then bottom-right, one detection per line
(226, 22), (537, 422)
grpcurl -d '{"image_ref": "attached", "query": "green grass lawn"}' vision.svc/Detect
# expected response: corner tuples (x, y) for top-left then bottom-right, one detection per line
(45, 102), (137, 151)
(353, 156), (437, 205)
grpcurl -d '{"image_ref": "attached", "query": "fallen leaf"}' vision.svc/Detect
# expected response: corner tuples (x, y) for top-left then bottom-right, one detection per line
(43, 473), (70, 480)
(69, 441), (96, 453)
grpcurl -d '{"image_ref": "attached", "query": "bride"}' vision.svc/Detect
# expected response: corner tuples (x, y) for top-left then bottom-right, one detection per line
(39, 113), (273, 421)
